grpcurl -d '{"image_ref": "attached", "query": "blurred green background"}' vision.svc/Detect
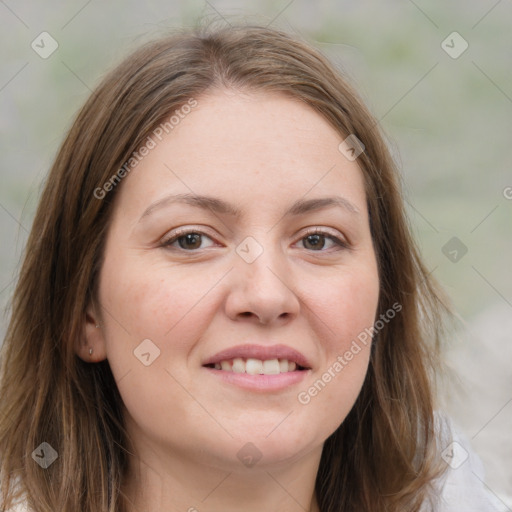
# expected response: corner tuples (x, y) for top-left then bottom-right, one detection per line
(1, 0), (511, 505)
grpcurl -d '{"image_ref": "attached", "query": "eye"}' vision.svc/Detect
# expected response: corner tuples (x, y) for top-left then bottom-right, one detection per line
(160, 227), (347, 252)
(297, 229), (348, 251)
(161, 229), (216, 251)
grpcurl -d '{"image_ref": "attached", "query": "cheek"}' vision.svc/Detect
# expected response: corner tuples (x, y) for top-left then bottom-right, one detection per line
(97, 258), (225, 439)
(97, 254), (228, 407)
(100, 256), (222, 342)
(311, 261), (380, 352)
(296, 260), (379, 427)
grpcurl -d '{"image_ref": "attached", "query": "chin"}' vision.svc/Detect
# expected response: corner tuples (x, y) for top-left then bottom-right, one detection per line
(220, 422), (323, 469)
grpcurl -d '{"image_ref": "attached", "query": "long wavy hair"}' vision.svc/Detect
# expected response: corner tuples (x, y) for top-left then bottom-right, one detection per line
(0, 22), (450, 512)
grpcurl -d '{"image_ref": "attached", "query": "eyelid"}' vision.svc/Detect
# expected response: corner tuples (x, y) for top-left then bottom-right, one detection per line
(297, 226), (350, 249)
(159, 226), (220, 249)
(159, 225), (350, 252)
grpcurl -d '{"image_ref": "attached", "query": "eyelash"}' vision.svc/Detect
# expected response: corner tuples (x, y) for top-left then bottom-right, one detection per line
(160, 227), (349, 252)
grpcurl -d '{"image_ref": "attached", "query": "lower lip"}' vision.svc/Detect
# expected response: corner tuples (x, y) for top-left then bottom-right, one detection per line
(203, 367), (310, 392)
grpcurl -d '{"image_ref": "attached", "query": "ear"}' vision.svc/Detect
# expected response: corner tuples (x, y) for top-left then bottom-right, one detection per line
(76, 303), (108, 363)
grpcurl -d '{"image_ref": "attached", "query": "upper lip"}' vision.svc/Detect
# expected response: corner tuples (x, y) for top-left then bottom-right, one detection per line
(202, 344), (311, 369)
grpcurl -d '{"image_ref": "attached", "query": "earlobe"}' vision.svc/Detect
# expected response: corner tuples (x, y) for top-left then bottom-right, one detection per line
(77, 307), (107, 362)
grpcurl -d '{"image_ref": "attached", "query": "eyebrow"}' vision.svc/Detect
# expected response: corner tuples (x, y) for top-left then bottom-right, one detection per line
(138, 193), (360, 222)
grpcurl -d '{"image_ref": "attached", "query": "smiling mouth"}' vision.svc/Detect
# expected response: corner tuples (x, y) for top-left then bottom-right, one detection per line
(203, 358), (308, 375)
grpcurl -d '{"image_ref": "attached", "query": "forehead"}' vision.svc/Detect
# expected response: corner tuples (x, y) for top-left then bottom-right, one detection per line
(111, 89), (368, 221)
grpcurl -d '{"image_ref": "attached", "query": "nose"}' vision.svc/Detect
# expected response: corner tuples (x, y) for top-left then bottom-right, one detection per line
(224, 244), (300, 325)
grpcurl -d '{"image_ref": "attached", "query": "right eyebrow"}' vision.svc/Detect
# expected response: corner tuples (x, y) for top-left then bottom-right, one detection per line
(139, 193), (242, 221)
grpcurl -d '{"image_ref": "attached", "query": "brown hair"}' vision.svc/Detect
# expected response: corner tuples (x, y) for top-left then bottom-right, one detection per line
(0, 22), (450, 511)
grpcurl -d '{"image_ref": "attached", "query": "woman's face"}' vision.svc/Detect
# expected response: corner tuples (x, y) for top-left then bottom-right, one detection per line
(87, 89), (380, 471)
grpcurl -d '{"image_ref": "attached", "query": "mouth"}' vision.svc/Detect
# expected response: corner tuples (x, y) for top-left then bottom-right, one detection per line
(201, 344), (311, 391)
(203, 358), (308, 375)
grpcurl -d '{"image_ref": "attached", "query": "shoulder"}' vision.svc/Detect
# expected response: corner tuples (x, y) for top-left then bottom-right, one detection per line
(428, 412), (509, 512)
(0, 475), (31, 512)
(1, 496), (31, 512)
(4, 503), (31, 512)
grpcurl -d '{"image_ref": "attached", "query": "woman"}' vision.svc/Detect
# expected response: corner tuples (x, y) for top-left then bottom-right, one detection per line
(0, 23), (503, 512)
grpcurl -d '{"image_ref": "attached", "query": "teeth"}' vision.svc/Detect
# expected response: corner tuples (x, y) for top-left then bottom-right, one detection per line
(262, 359), (280, 375)
(232, 358), (245, 373)
(212, 358), (301, 374)
(246, 358), (264, 375)
(220, 360), (232, 371)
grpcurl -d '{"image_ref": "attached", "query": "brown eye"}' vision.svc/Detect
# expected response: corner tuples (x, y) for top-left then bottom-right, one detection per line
(303, 234), (326, 250)
(297, 230), (348, 252)
(161, 230), (216, 251)
(177, 233), (203, 250)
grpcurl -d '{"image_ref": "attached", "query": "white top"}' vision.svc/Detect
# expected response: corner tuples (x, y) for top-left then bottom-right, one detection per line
(4, 415), (509, 511)
(425, 415), (509, 512)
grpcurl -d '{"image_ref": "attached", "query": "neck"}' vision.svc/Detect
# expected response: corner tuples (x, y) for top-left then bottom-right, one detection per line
(121, 435), (323, 512)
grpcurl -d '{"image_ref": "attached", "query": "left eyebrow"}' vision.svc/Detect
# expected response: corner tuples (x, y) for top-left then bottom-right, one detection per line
(138, 193), (360, 223)
(285, 196), (360, 216)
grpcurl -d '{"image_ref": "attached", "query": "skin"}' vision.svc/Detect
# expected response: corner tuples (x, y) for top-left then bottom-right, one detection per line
(79, 89), (380, 512)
